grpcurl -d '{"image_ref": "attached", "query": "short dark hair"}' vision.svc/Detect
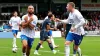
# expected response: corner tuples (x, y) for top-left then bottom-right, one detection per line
(28, 5), (34, 8)
(48, 14), (53, 18)
(48, 11), (52, 15)
(12, 11), (18, 16)
(68, 2), (75, 8)
(13, 11), (17, 14)
(48, 11), (52, 13)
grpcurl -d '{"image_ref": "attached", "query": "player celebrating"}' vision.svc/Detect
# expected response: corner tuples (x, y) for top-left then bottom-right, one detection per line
(9, 11), (21, 49)
(21, 5), (38, 56)
(34, 14), (57, 55)
(57, 2), (85, 56)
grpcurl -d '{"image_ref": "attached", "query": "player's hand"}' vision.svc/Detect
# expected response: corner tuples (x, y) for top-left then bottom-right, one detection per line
(29, 16), (33, 22)
(56, 18), (60, 22)
(54, 18), (58, 22)
(24, 16), (28, 22)
(70, 27), (76, 32)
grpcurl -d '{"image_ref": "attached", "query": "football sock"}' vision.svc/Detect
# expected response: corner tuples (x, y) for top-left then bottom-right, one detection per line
(77, 47), (81, 56)
(73, 49), (77, 54)
(36, 43), (41, 50)
(65, 45), (70, 56)
(48, 43), (53, 50)
(50, 36), (56, 48)
(13, 37), (16, 47)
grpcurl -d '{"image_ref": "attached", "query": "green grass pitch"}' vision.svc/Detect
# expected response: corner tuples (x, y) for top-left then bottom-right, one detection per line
(0, 36), (100, 56)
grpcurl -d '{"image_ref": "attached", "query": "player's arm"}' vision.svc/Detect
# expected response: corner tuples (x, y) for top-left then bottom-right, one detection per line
(21, 16), (31, 28)
(56, 18), (69, 24)
(46, 24), (57, 30)
(50, 27), (57, 30)
(21, 17), (29, 26)
(21, 22), (28, 28)
(46, 24), (51, 31)
(28, 23), (35, 29)
(22, 20), (33, 28)
(28, 20), (36, 30)
(9, 18), (12, 26)
(28, 16), (38, 30)
(74, 12), (85, 29)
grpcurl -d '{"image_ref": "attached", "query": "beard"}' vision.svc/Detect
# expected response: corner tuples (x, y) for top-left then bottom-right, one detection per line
(28, 12), (34, 15)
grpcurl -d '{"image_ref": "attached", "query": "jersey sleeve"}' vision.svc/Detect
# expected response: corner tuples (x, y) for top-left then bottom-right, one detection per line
(74, 11), (85, 28)
(9, 17), (12, 25)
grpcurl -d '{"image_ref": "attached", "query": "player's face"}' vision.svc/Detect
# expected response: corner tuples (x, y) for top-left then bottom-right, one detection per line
(27, 6), (34, 15)
(66, 4), (72, 12)
(51, 15), (55, 21)
(14, 12), (18, 16)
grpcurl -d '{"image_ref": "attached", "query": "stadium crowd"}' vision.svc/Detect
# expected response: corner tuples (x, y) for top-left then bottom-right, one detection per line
(0, 11), (100, 31)
(83, 12), (100, 31)
(0, 11), (65, 32)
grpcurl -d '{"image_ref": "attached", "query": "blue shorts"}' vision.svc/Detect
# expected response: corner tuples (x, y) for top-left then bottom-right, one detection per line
(20, 35), (34, 48)
(40, 30), (52, 41)
(48, 30), (52, 36)
(12, 30), (19, 35)
(66, 32), (83, 45)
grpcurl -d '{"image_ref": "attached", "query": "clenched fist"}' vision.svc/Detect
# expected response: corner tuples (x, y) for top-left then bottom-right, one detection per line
(29, 16), (33, 22)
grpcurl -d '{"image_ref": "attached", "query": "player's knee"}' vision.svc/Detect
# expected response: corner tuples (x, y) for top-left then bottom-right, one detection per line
(13, 34), (17, 37)
(65, 41), (71, 45)
(74, 45), (79, 50)
(22, 42), (28, 48)
(23, 44), (27, 48)
(39, 41), (43, 44)
(47, 39), (51, 43)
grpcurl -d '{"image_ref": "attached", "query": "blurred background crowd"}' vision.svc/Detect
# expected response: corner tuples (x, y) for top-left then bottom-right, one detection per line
(1, 11), (100, 32)
(0, 0), (100, 32)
